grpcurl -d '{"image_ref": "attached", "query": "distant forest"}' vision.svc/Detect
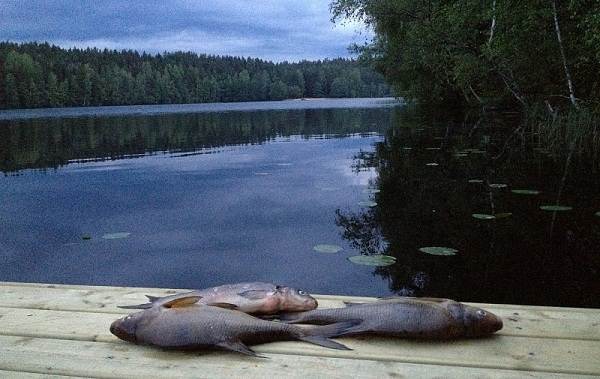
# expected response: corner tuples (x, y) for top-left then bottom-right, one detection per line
(0, 42), (391, 109)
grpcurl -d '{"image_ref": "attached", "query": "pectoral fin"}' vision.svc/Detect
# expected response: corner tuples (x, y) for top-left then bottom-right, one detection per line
(163, 296), (202, 308)
(217, 341), (264, 358)
(237, 290), (270, 300)
(207, 302), (239, 310)
(343, 301), (366, 307)
(145, 295), (161, 302)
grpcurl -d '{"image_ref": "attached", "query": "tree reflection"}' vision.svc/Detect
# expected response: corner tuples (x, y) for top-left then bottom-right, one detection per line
(336, 110), (600, 307)
(0, 107), (393, 173)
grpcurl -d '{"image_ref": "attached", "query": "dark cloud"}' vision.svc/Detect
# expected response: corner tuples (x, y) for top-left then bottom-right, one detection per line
(0, 0), (371, 61)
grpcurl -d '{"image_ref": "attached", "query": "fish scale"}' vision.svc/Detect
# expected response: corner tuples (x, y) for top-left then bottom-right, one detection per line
(278, 297), (503, 339)
(117, 282), (318, 315)
(110, 296), (358, 356)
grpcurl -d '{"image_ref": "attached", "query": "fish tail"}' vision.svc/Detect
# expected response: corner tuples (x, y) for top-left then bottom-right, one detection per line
(116, 302), (153, 309)
(297, 320), (362, 350)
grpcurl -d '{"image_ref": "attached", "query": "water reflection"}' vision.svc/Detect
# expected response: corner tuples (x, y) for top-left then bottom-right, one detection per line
(337, 110), (600, 307)
(0, 106), (396, 297)
(0, 108), (390, 173)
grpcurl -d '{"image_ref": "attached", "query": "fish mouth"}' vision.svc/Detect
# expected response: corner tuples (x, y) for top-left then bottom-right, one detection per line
(480, 315), (503, 335)
(491, 317), (503, 332)
(110, 319), (137, 343)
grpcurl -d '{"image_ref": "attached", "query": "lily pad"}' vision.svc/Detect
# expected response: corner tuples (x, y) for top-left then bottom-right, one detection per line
(495, 212), (513, 219)
(468, 179), (484, 184)
(254, 172), (271, 176)
(511, 189), (540, 195)
(313, 244), (343, 254)
(402, 147), (413, 150)
(363, 188), (381, 194)
(489, 183), (508, 189)
(358, 201), (377, 207)
(426, 147), (441, 150)
(540, 205), (573, 212)
(425, 163), (439, 166)
(348, 254), (397, 266)
(419, 246), (458, 256)
(81, 234), (91, 240)
(472, 213), (496, 220)
(102, 232), (131, 240)
(454, 153), (468, 158)
(595, 211), (600, 217)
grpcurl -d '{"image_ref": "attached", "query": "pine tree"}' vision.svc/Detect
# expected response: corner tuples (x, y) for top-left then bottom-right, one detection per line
(46, 72), (60, 107)
(4, 73), (20, 108)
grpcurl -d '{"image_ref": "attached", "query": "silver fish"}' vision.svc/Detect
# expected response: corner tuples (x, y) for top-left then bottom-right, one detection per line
(278, 297), (503, 339)
(118, 282), (317, 314)
(110, 295), (358, 356)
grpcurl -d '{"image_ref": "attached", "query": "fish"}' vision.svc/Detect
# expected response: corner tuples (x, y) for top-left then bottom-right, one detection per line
(276, 296), (503, 339)
(117, 282), (317, 314)
(110, 295), (358, 357)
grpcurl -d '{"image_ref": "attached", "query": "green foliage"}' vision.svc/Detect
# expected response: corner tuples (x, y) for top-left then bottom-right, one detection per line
(0, 42), (391, 109)
(330, 0), (600, 111)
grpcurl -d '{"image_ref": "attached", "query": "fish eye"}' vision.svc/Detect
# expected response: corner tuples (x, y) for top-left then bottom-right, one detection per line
(476, 310), (486, 318)
(298, 290), (306, 296)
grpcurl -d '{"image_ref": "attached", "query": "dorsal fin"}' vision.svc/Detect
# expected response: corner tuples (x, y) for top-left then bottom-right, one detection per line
(163, 296), (202, 308)
(377, 296), (452, 305)
(145, 295), (161, 302)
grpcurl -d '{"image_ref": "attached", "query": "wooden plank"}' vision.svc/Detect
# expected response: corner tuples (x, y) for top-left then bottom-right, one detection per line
(2, 284), (599, 341)
(3, 281), (599, 313)
(0, 335), (593, 379)
(0, 371), (77, 379)
(0, 307), (598, 376)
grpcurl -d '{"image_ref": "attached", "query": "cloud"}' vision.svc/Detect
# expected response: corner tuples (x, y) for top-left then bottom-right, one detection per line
(0, 0), (372, 61)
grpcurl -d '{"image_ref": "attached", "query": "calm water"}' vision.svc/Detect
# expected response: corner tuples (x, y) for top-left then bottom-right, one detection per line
(1, 100), (599, 307)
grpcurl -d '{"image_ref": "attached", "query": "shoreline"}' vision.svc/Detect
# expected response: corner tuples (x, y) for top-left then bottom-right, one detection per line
(0, 97), (401, 121)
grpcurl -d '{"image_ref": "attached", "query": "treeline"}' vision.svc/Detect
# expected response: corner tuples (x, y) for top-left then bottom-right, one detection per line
(0, 42), (390, 109)
(330, 1), (600, 112)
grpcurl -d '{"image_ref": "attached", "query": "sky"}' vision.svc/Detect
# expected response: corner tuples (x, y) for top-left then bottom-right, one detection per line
(0, 0), (371, 62)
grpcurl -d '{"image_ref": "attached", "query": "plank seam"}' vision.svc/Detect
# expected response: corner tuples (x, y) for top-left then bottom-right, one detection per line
(1, 335), (598, 376)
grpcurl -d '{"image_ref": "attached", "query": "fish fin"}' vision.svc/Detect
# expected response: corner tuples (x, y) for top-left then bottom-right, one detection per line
(377, 296), (450, 304)
(300, 320), (363, 350)
(305, 319), (363, 337)
(117, 303), (153, 309)
(343, 301), (366, 307)
(145, 295), (161, 302)
(414, 297), (452, 303)
(207, 302), (239, 310)
(217, 341), (265, 358)
(297, 335), (351, 350)
(163, 296), (202, 308)
(237, 290), (269, 300)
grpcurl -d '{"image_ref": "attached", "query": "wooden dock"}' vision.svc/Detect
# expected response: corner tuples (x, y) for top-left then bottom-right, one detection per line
(0, 282), (599, 378)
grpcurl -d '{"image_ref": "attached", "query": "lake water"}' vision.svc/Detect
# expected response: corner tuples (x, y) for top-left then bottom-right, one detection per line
(1, 99), (599, 307)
